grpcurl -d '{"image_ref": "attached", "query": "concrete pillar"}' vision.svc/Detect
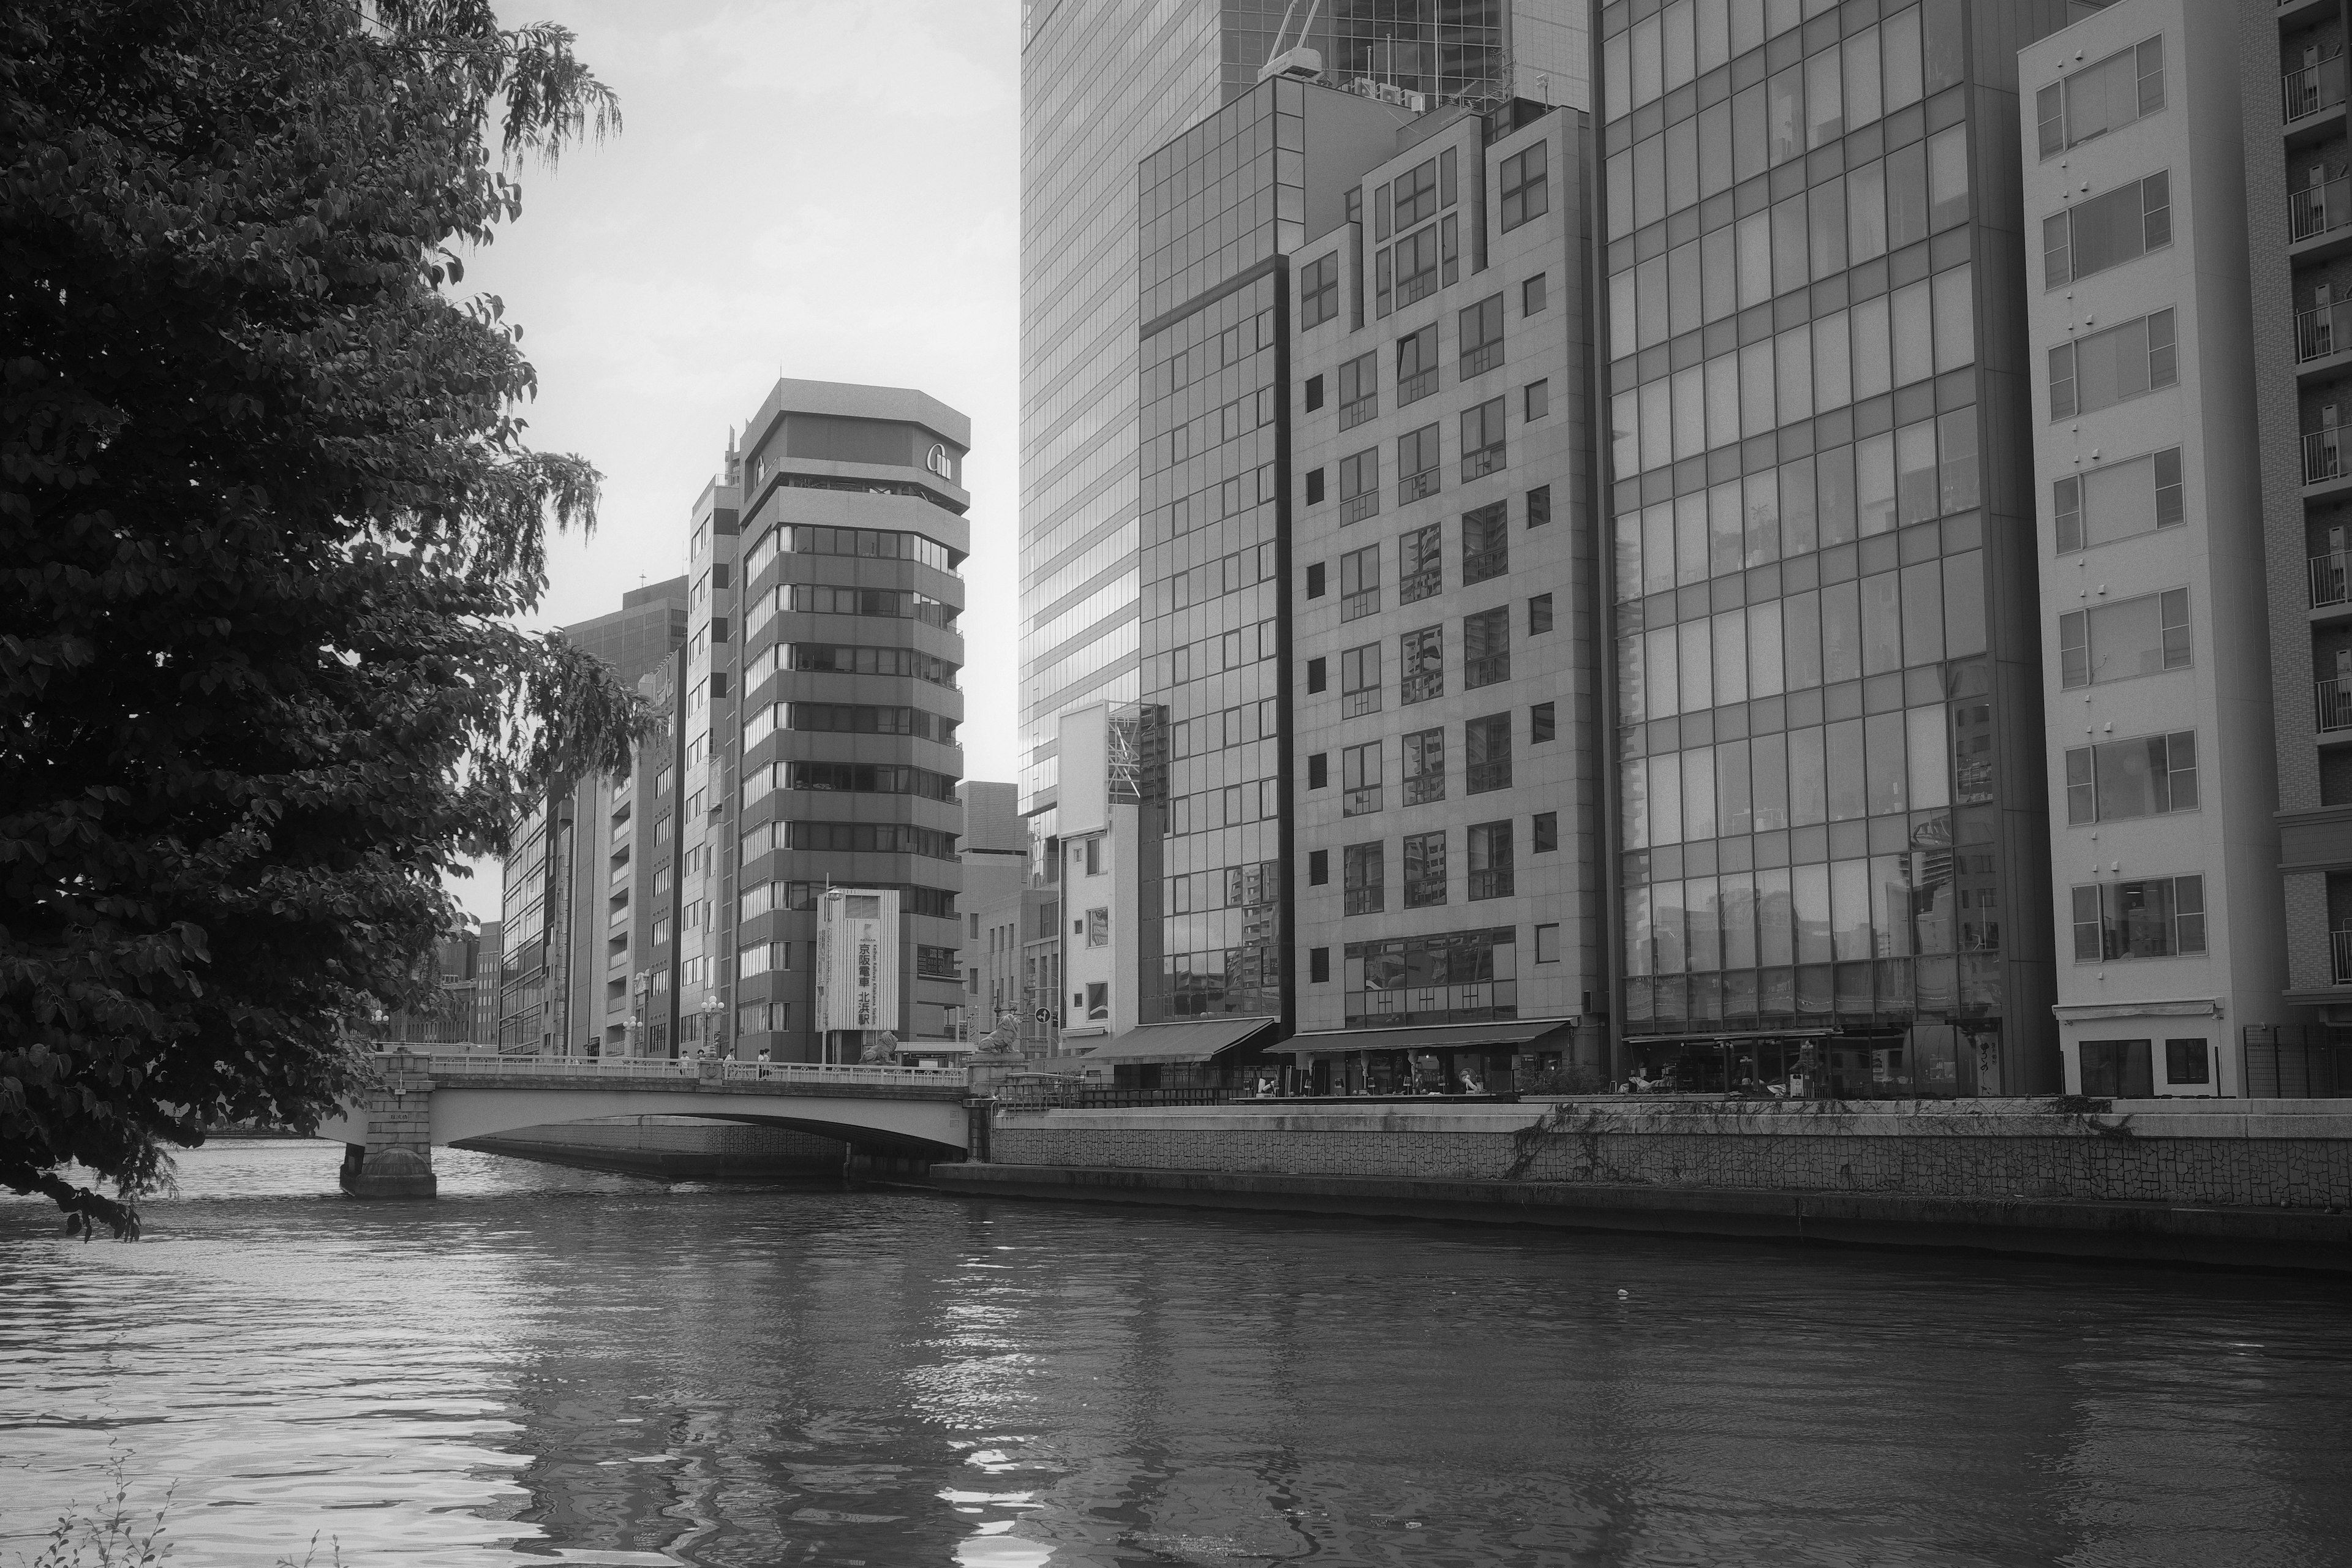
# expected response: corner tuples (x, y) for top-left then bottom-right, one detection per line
(339, 1050), (437, 1198)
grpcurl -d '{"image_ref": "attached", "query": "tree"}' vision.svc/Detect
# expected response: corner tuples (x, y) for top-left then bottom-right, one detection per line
(0, 0), (649, 1235)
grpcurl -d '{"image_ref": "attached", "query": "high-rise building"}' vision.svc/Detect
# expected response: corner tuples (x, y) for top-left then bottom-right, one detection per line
(723, 380), (974, 1063)
(1019, 1), (1593, 835)
(1595, 0), (2076, 1097)
(496, 579), (688, 1055)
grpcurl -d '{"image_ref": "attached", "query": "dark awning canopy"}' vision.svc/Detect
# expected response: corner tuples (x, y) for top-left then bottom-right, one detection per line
(1284, 1019), (1577, 1056)
(1074, 1015), (1281, 1066)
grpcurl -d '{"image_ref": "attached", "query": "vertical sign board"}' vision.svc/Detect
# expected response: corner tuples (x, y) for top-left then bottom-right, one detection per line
(815, 889), (900, 1033)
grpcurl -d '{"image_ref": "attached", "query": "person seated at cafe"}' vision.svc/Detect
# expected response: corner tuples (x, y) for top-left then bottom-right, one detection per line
(1457, 1068), (1484, 1093)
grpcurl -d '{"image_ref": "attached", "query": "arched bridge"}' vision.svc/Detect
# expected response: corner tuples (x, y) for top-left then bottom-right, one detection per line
(317, 1051), (974, 1196)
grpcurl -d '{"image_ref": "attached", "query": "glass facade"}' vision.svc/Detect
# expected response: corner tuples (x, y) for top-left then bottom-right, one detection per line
(1136, 81), (1304, 1023)
(1597, 0), (2057, 1095)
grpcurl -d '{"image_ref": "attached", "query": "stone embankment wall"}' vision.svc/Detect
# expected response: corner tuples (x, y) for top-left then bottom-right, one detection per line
(459, 1115), (845, 1178)
(982, 1099), (2352, 1209)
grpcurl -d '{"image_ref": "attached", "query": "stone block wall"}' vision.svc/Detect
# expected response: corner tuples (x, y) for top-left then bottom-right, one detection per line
(984, 1099), (2352, 1210)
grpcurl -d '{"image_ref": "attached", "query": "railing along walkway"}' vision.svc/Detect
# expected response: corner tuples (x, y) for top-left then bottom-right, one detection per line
(396, 1053), (967, 1088)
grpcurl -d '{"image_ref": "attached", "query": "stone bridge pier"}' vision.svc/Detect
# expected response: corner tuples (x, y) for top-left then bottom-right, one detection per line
(339, 1055), (438, 1198)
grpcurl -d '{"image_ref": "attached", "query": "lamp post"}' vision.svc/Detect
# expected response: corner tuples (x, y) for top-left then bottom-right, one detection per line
(701, 993), (724, 1061)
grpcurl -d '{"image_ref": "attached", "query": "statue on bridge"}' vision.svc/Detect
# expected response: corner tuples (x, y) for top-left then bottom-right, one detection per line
(856, 1030), (902, 1065)
(967, 1011), (1025, 1060)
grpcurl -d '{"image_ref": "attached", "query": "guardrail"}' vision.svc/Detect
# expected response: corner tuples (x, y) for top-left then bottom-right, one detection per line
(2313, 549), (2352, 607)
(2297, 298), (2352, 361)
(403, 1053), (966, 1087)
(2304, 426), (2348, 483)
(2285, 55), (2346, 123)
(2292, 175), (2352, 243)
(2320, 676), (2352, 733)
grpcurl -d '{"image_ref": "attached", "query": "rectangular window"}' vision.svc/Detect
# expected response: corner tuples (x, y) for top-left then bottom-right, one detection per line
(1310, 946), (1332, 984)
(2037, 37), (2165, 158)
(1403, 726), (1446, 806)
(1301, 252), (1339, 328)
(1305, 561), (1327, 598)
(1400, 627), (1444, 705)
(1396, 224), (1441, 306)
(1340, 543), (1380, 621)
(1341, 643), (1382, 717)
(1308, 752), (1329, 790)
(1525, 380), (1550, 422)
(1306, 468), (1325, 505)
(2070, 875), (2207, 962)
(1306, 656), (1327, 694)
(1529, 592), (1553, 635)
(1464, 607), (1511, 688)
(2043, 172), (2171, 288)
(2165, 1038), (2211, 1086)
(1404, 830), (1447, 907)
(1343, 741), (1382, 817)
(1523, 273), (1548, 316)
(1339, 448), (1381, 524)
(1526, 485), (1551, 529)
(1534, 921), (1559, 963)
(1466, 712), (1511, 793)
(1398, 424), (1442, 504)
(1085, 982), (1108, 1020)
(1084, 907), (1109, 948)
(1459, 294), (1505, 379)
(2054, 447), (2184, 552)
(2048, 309), (2176, 420)
(2058, 587), (2192, 688)
(1531, 701), (1556, 744)
(1397, 329), (1438, 405)
(1467, 820), (1513, 900)
(1532, 810), (1558, 853)
(1309, 848), (1329, 886)
(1394, 157), (1438, 228)
(1462, 501), (1508, 584)
(1461, 398), (1507, 481)
(2079, 1039), (2155, 1098)
(1343, 841), (1385, 916)
(1501, 140), (1548, 230)
(1338, 350), (1378, 429)
(1400, 522), (1442, 603)
(2064, 731), (2198, 824)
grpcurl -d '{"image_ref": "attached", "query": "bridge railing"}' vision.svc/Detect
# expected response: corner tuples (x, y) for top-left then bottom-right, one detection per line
(402, 1053), (967, 1088)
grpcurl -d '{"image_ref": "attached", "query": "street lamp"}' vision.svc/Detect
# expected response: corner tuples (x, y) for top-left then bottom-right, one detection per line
(700, 993), (723, 1061)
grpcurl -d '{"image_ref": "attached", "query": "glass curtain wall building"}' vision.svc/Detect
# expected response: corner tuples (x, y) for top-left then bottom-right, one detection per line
(1596, 0), (2068, 1096)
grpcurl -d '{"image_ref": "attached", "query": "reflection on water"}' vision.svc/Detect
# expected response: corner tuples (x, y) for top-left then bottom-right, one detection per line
(2, 1139), (2350, 1567)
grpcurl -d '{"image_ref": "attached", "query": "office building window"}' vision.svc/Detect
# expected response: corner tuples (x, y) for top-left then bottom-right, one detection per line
(1400, 627), (1444, 705)
(1306, 561), (1327, 598)
(1397, 328), (1438, 405)
(1085, 908), (1108, 948)
(1306, 656), (1327, 693)
(2048, 309), (2176, 419)
(1467, 820), (1513, 900)
(1400, 522), (1442, 603)
(1301, 252), (1339, 328)
(2065, 731), (2198, 824)
(2166, 1038), (2211, 1085)
(2059, 589), (2191, 687)
(1395, 157), (1438, 228)
(1308, 752), (1329, 789)
(1464, 607), (1511, 688)
(1310, 948), (1331, 984)
(1459, 294), (1504, 379)
(1399, 424), (1442, 503)
(1308, 849), (1329, 886)
(1534, 922), (1559, 963)
(1532, 810), (1558, 853)
(1341, 643), (1382, 717)
(1343, 841), (1385, 916)
(1396, 222), (1441, 306)
(1305, 374), (1325, 412)
(1338, 350), (1378, 429)
(1531, 702), (1556, 744)
(1525, 380), (1550, 422)
(1340, 543), (1381, 620)
(2054, 448), (2184, 552)
(1461, 398), (1506, 480)
(2079, 1039), (2154, 1098)
(1085, 983), (1108, 1021)
(1523, 273), (1547, 316)
(1529, 592), (1553, 634)
(1343, 741), (1383, 817)
(1500, 139), (1547, 230)
(1404, 830), (1447, 907)
(1306, 467), (1325, 504)
(1466, 713), (1511, 793)
(2043, 172), (2170, 288)
(1403, 726), (1446, 805)
(2037, 37), (2165, 158)
(1462, 500), (1508, 584)
(1526, 484), (1551, 529)
(1339, 448), (1380, 523)
(2070, 875), (2206, 962)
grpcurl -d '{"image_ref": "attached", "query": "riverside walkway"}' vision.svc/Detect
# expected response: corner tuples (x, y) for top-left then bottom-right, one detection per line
(317, 1050), (974, 1196)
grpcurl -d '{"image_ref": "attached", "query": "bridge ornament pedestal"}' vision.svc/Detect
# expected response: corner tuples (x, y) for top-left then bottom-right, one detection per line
(339, 1052), (438, 1199)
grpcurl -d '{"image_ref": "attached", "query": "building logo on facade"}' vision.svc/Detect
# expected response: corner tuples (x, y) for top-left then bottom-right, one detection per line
(925, 443), (952, 480)
(815, 888), (900, 1035)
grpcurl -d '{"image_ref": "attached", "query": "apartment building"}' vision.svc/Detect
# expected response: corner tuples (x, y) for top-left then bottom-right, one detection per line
(725, 380), (973, 1063)
(674, 468), (742, 1059)
(1288, 99), (1605, 1089)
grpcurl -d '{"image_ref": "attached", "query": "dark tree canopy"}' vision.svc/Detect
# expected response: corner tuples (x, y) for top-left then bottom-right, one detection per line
(1, 0), (647, 1234)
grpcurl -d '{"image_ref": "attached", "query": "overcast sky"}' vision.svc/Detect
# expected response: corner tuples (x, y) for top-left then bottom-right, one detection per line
(449, 0), (1023, 916)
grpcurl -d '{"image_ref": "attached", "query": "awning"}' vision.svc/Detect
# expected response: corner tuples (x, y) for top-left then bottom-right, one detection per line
(1284, 1019), (1577, 1055)
(1623, 1027), (1841, 1044)
(1072, 1015), (1281, 1066)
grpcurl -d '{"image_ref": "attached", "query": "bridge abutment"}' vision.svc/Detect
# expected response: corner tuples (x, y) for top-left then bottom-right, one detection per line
(339, 1054), (437, 1199)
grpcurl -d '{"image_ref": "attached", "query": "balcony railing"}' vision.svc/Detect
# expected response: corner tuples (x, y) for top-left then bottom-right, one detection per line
(2284, 54), (2347, 123)
(2296, 298), (2352, 361)
(2291, 175), (2352, 242)
(2336, 929), (2352, 984)
(2320, 675), (2352, 732)
(2313, 549), (2352, 607)
(2305, 426), (2349, 483)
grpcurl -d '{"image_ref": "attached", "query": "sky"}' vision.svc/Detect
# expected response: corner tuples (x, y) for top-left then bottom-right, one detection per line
(448, 0), (1023, 913)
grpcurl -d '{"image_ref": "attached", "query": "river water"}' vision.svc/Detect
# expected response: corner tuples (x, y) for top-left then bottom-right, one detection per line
(3, 1140), (2350, 1567)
